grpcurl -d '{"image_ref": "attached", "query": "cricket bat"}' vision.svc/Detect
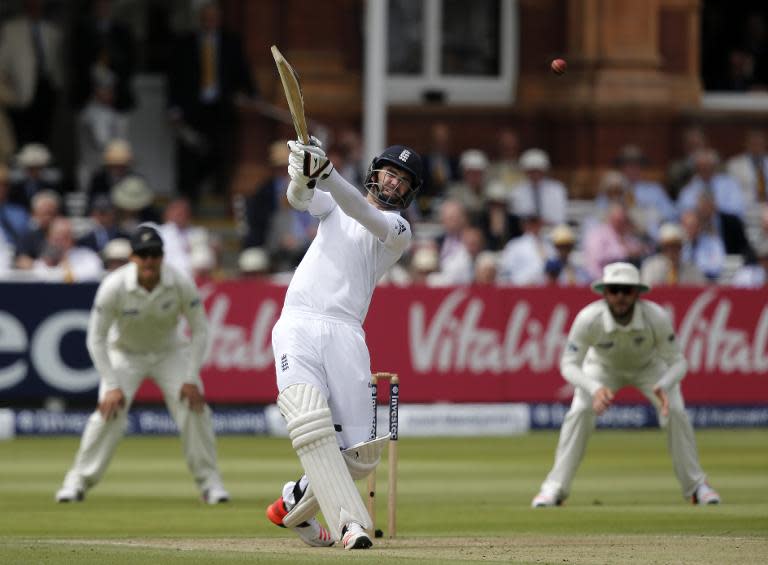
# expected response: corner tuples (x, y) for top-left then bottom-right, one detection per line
(271, 45), (310, 145)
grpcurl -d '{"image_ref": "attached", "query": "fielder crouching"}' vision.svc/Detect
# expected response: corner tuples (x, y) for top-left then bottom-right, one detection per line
(55, 224), (229, 504)
(265, 139), (422, 549)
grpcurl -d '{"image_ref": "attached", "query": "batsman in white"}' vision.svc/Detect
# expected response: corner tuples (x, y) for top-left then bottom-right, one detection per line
(265, 139), (422, 550)
(55, 224), (229, 504)
(532, 262), (721, 507)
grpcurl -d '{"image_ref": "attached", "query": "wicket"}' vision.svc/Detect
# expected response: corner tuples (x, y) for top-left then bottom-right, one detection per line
(366, 372), (399, 538)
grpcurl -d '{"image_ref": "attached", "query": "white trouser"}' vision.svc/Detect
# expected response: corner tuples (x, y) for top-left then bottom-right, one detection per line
(61, 345), (224, 494)
(540, 359), (707, 500)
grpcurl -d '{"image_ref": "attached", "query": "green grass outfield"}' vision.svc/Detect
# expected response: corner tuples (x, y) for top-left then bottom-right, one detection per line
(1, 429), (766, 564)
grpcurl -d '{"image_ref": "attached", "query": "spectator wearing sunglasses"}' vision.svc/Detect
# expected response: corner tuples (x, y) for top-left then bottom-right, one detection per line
(532, 262), (720, 508)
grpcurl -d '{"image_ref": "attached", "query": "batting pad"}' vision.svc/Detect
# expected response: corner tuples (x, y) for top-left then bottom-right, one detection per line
(342, 435), (390, 479)
(278, 384), (371, 539)
(283, 483), (318, 528)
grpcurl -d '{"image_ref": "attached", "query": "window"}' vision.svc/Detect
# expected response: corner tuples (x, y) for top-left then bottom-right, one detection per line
(386, 0), (517, 105)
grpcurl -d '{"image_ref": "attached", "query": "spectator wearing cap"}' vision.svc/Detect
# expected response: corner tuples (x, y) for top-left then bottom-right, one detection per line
(677, 148), (745, 219)
(510, 148), (567, 227)
(497, 214), (554, 286)
(101, 237), (131, 272)
(87, 139), (136, 207)
(77, 195), (129, 253)
(190, 245), (218, 286)
(110, 175), (160, 233)
(0, 163), (30, 250)
(238, 246), (270, 278)
(408, 244), (440, 286)
(615, 144), (677, 224)
(14, 189), (61, 267)
(77, 66), (130, 192)
(446, 149), (490, 222)
(8, 143), (62, 210)
(726, 129), (768, 206)
(477, 180), (522, 251)
(641, 223), (706, 286)
(239, 140), (288, 249)
(730, 241), (768, 288)
(544, 224), (590, 287)
(31, 217), (103, 282)
(679, 209), (726, 281)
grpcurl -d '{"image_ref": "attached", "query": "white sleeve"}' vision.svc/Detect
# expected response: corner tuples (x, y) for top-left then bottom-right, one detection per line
(86, 279), (120, 391)
(560, 309), (602, 395)
(308, 188), (336, 218)
(178, 277), (210, 385)
(648, 304), (688, 390)
(316, 169), (390, 241)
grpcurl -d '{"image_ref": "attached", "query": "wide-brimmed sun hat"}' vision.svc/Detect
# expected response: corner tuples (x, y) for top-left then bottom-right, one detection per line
(591, 261), (650, 294)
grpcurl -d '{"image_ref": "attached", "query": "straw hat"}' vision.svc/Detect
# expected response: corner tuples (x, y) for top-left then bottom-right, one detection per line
(459, 149), (489, 171)
(519, 148), (550, 171)
(111, 176), (154, 211)
(550, 224), (576, 246)
(658, 223), (684, 245)
(591, 262), (650, 294)
(17, 143), (51, 168)
(411, 246), (439, 272)
(102, 238), (131, 262)
(238, 247), (270, 273)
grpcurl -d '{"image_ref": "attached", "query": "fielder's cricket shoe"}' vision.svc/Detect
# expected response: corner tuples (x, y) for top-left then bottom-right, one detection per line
(203, 485), (230, 504)
(341, 522), (372, 550)
(266, 496), (334, 547)
(531, 491), (564, 508)
(692, 482), (721, 505)
(55, 486), (84, 503)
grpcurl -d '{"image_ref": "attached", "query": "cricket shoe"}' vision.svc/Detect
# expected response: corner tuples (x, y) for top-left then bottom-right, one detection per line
(531, 491), (564, 508)
(202, 485), (230, 504)
(55, 486), (84, 503)
(266, 496), (334, 547)
(692, 482), (721, 505)
(342, 522), (372, 550)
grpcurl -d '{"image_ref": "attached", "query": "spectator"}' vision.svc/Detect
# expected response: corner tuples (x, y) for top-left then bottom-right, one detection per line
(0, 0), (65, 146)
(238, 246), (271, 278)
(680, 210), (725, 281)
(666, 125), (708, 199)
(544, 224), (590, 287)
(239, 140), (288, 249)
(434, 199), (468, 268)
(615, 144), (677, 224)
(730, 241), (768, 287)
(31, 217), (103, 282)
(487, 127), (524, 196)
(510, 149), (567, 226)
(420, 121), (460, 216)
(101, 237), (131, 272)
(15, 189), (60, 267)
(582, 203), (651, 280)
(87, 139), (136, 208)
(190, 245), (218, 286)
(166, 0), (258, 205)
(0, 164), (30, 252)
(677, 148), (745, 219)
(409, 244), (440, 285)
(473, 251), (498, 286)
(497, 215), (553, 286)
(266, 193), (318, 273)
(726, 129), (768, 206)
(430, 225), (486, 286)
(76, 195), (128, 253)
(641, 223), (706, 286)
(69, 0), (137, 114)
(110, 175), (160, 233)
(478, 180), (521, 251)
(692, 192), (755, 264)
(158, 197), (212, 279)
(8, 143), (61, 210)
(591, 170), (657, 240)
(446, 149), (490, 222)
(76, 67), (129, 192)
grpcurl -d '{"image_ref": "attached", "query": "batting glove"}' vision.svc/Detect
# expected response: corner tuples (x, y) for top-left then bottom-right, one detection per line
(288, 139), (334, 187)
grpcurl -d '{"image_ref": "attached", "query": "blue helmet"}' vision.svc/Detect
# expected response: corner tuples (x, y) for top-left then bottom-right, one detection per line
(364, 145), (423, 210)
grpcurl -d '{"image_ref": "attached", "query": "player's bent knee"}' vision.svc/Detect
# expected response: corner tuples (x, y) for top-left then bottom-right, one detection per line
(278, 384), (335, 451)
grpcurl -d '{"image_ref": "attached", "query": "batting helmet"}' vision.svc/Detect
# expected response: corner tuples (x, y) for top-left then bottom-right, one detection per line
(364, 145), (423, 210)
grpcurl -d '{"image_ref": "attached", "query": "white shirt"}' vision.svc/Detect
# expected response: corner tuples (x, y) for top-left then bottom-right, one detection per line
(497, 233), (553, 286)
(283, 171), (412, 325)
(561, 299), (687, 395)
(86, 262), (209, 390)
(509, 178), (567, 225)
(32, 247), (104, 282)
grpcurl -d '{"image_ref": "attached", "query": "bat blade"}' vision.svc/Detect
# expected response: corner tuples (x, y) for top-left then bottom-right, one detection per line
(271, 45), (310, 144)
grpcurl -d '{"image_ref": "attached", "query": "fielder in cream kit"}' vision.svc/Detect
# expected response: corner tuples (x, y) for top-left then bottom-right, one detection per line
(532, 262), (721, 507)
(266, 140), (422, 549)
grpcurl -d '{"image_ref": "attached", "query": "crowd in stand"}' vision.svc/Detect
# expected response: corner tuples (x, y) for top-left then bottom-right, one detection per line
(1, 1), (767, 290)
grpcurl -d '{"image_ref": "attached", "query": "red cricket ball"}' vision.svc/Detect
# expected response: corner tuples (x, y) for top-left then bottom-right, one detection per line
(551, 58), (567, 75)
